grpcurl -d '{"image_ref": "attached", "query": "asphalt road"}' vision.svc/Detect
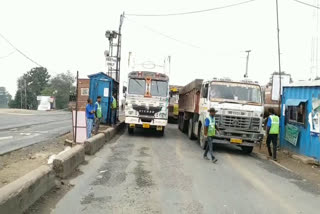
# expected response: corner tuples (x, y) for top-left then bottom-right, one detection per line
(0, 109), (71, 155)
(33, 124), (320, 214)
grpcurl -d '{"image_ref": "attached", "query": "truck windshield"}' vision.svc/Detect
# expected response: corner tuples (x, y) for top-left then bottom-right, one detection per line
(128, 79), (146, 95)
(151, 80), (168, 97)
(210, 82), (262, 104)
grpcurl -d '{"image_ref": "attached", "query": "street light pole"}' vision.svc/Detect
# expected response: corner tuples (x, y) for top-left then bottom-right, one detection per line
(244, 50), (251, 78)
(116, 12), (124, 82)
(276, 0), (282, 114)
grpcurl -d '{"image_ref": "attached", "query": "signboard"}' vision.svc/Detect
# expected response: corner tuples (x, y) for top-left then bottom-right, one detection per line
(106, 57), (116, 68)
(104, 88), (109, 97)
(309, 97), (320, 134)
(285, 124), (299, 146)
(81, 88), (89, 96)
(272, 74), (291, 101)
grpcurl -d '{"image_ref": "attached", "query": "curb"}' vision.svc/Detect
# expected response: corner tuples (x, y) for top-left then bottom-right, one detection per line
(291, 154), (318, 165)
(0, 165), (56, 214)
(0, 122), (125, 213)
(252, 151), (293, 172)
(53, 145), (85, 179)
(84, 133), (106, 155)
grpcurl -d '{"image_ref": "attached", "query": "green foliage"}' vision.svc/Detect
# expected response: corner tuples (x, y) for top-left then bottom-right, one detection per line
(41, 71), (75, 109)
(10, 67), (50, 109)
(0, 87), (11, 108)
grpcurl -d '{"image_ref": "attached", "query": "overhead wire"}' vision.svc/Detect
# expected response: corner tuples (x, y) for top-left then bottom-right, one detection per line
(126, 0), (257, 17)
(292, 0), (320, 9)
(124, 16), (201, 49)
(0, 33), (43, 67)
(0, 50), (16, 59)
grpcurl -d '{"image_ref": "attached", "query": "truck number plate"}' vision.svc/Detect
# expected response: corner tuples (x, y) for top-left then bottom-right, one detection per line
(143, 123), (150, 129)
(230, 138), (243, 144)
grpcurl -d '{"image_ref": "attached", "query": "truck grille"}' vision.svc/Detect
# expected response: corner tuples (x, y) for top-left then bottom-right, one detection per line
(216, 116), (261, 131)
(217, 116), (251, 129)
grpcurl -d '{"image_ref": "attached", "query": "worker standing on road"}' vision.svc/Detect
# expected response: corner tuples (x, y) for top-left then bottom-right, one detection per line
(266, 108), (280, 161)
(110, 92), (117, 126)
(86, 98), (95, 138)
(94, 96), (102, 134)
(203, 108), (220, 163)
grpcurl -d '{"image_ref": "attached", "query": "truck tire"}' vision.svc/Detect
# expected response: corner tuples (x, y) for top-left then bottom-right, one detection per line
(128, 126), (134, 135)
(178, 115), (183, 131)
(241, 146), (253, 154)
(198, 124), (206, 150)
(188, 118), (195, 140)
(158, 128), (165, 137)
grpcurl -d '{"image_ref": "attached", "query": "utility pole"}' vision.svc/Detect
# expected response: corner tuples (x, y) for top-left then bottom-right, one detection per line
(276, 0), (282, 114)
(24, 79), (27, 109)
(116, 12), (125, 82)
(20, 79), (22, 109)
(244, 50), (251, 78)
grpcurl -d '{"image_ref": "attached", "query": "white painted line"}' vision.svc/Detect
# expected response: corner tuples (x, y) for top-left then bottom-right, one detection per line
(7, 113), (34, 116)
(271, 160), (293, 172)
(0, 136), (13, 141)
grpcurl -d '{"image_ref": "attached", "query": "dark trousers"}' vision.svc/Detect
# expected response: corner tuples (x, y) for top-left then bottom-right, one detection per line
(267, 134), (278, 159)
(204, 136), (215, 160)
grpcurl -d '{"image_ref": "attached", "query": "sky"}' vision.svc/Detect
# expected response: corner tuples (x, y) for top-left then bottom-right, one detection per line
(0, 0), (319, 97)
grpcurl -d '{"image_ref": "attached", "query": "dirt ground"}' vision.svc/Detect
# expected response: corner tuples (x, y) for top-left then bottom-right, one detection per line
(0, 133), (72, 188)
(254, 141), (320, 187)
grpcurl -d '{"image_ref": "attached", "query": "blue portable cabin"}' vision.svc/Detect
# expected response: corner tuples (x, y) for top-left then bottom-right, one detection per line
(280, 80), (320, 161)
(88, 72), (119, 124)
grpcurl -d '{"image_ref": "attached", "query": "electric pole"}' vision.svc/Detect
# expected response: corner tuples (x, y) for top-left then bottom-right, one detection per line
(116, 12), (124, 82)
(244, 50), (251, 78)
(276, 0), (282, 114)
(24, 79), (27, 109)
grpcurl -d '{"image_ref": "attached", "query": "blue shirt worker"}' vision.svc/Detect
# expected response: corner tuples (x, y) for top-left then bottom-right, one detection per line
(203, 108), (220, 163)
(266, 108), (280, 161)
(86, 98), (95, 138)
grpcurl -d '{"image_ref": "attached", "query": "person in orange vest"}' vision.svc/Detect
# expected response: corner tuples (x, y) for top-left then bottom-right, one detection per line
(266, 108), (280, 161)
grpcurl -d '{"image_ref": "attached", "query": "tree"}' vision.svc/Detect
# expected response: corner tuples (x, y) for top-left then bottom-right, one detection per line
(41, 71), (75, 109)
(0, 87), (11, 108)
(10, 67), (50, 109)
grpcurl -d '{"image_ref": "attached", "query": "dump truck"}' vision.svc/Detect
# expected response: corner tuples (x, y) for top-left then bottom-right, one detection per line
(178, 78), (264, 153)
(168, 86), (182, 123)
(125, 71), (170, 136)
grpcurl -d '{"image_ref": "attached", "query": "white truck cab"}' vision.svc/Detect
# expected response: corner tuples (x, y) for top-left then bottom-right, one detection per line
(125, 71), (169, 136)
(179, 78), (264, 153)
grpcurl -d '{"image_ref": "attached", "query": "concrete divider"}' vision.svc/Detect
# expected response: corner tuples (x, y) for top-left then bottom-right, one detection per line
(53, 145), (85, 179)
(84, 133), (106, 155)
(0, 165), (56, 214)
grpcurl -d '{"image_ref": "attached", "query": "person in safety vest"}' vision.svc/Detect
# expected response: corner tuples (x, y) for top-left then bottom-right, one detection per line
(111, 92), (117, 126)
(94, 96), (102, 134)
(203, 108), (220, 163)
(266, 108), (280, 161)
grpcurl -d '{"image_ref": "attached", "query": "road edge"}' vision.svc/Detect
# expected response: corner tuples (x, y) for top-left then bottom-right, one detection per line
(0, 122), (125, 214)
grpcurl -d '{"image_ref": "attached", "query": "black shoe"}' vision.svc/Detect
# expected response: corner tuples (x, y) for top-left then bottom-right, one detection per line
(212, 158), (218, 163)
(203, 156), (209, 160)
(273, 158), (278, 162)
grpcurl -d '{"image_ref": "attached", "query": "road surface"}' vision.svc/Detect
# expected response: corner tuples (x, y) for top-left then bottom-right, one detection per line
(0, 109), (71, 155)
(31, 124), (320, 214)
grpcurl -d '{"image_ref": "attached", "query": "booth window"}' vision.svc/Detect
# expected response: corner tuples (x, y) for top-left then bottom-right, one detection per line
(288, 102), (306, 125)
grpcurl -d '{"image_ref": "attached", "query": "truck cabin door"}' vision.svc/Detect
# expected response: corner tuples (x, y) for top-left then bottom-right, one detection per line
(200, 83), (209, 113)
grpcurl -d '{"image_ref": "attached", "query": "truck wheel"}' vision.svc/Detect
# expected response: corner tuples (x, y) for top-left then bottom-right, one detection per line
(178, 115), (183, 131)
(188, 118), (195, 140)
(198, 125), (206, 150)
(241, 146), (253, 154)
(128, 126), (134, 135)
(158, 128), (165, 137)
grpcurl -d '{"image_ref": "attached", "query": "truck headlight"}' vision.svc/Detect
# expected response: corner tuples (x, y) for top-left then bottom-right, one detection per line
(159, 113), (167, 118)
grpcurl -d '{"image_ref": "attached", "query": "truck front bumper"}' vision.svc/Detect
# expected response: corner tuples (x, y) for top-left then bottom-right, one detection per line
(125, 116), (168, 127)
(213, 130), (264, 147)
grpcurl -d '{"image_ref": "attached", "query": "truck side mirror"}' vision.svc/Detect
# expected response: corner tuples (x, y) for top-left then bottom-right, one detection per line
(123, 86), (127, 93)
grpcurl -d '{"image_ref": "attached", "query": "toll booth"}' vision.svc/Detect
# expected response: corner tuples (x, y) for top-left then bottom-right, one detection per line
(88, 72), (119, 124)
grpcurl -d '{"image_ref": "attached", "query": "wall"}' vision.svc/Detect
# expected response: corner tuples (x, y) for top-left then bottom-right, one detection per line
(77, 79), (90, 111)
(280, 86), (320, 160)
